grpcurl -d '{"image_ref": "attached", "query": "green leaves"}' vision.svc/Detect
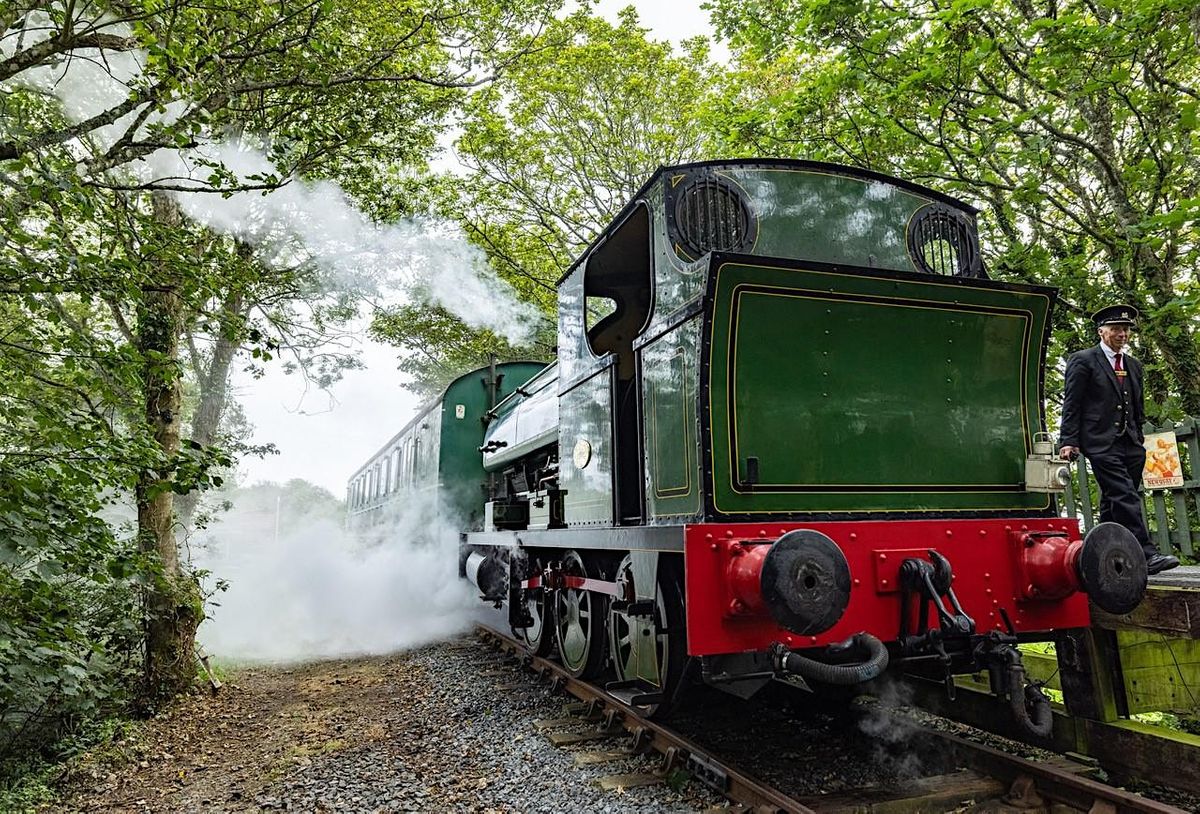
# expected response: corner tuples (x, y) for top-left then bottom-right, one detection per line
(711, 0), (1200, 414)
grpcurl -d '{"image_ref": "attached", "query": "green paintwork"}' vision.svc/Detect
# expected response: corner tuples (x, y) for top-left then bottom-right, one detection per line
(558, 368), (615, 526)
(438, 362), (547, 525)
(641, 317), (703, 522)
(346, 361), (544, 531)
(706, 260), (1053, 515)
(551, 160), (1029, 526)
(644, 164), (957, 337)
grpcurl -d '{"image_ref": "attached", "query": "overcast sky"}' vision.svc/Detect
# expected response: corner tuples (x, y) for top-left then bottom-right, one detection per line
(233, 1), (720, 496)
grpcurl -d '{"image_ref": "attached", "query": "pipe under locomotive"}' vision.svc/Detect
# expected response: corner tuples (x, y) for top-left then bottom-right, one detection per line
(358, 159), (1150, 736)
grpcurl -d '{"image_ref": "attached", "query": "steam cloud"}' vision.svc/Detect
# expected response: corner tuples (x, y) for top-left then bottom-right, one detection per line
(855, 680), (926, 778)
(193, 488), (477, 662)
(2, 11), (540, 344)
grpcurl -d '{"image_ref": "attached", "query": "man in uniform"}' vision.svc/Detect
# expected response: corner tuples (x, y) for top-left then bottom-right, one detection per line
(1059, 305), (1179, 574)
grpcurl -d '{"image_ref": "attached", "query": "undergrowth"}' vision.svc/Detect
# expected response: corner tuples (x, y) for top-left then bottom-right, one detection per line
(0, 717), (144, 813)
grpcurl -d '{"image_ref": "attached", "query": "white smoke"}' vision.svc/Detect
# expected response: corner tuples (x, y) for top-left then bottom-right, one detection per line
(150, 141), (540, 344)
(1, 11), (541, 344)
(855, 681), (927, 778)
(193, 486), (477, 662)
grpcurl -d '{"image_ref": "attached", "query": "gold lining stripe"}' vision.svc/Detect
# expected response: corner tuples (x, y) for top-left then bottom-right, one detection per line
(706, 261), (1052, 514)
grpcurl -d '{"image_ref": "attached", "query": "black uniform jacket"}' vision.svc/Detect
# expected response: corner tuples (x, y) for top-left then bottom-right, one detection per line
(1059, 344), (1145, 454)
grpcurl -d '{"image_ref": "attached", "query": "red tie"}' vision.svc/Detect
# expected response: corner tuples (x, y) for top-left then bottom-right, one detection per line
(1115, 352), (1125, 380)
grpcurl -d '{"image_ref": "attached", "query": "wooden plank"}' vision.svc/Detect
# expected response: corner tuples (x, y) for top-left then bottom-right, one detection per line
(795, 770), (1005, 813)
(594, 773), (661, 790)
(1064, 478), (1079, 524)
(1193, 492), (1200, 551)
(1172, 491), (1193, 556)
(534, 717), (585, 730)
(546, 728), (624, 745)
(1091, 587), (1200, 638)
(1081, 718), (1200, 791)
(1152, 493), (1171, 552)
(1076, 458), (1095, 529)
(1147, 566), (1200, 590)
(1116, 630), (1200, 714)
(574, 749), (631, 765)
(903, 678), (1200, 794)
(1117, 630), (1200, 669)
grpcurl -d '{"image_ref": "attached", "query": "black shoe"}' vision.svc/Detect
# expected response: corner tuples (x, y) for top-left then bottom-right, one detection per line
(1146, 553), (1180, 575)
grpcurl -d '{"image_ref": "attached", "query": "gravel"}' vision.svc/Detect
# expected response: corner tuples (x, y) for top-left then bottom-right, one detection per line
(58, 628), (1196, 813)
(265, 639), (723, 813)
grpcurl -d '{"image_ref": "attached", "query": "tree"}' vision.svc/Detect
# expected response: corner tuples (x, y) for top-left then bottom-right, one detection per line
(0, 0), (563, 732)
(709, 0), (1200, 416)
(373, 6), (725, 392)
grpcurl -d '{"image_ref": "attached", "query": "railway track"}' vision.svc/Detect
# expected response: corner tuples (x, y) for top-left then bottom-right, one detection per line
(476, 624), (1185, 814)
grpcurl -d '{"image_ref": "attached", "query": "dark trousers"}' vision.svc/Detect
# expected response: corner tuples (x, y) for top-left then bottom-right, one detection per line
(1087, 437), (1153, 555)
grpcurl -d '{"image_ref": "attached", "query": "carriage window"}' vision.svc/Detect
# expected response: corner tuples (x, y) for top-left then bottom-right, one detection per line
(584, 203), (652, 378)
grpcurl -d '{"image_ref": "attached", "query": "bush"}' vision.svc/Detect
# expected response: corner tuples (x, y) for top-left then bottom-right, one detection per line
(0, 466), (145, 783)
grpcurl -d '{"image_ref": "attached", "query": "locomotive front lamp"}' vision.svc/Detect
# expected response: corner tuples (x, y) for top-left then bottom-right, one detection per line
(1024, 432), (1071, 492)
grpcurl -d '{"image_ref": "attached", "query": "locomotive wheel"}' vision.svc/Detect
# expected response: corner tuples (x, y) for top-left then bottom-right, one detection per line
(513, 559), (553, 657)
(607, 554), (687, 717)
(554, 551), (608, 678)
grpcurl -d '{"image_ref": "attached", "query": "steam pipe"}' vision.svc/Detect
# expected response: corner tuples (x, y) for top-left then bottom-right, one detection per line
(771, 633), (890, 686)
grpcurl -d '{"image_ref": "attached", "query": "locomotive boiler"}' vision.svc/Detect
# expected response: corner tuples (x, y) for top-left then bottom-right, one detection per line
(353, 159), (1149, 736)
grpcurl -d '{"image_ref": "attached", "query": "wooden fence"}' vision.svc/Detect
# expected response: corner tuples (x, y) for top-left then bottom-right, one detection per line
(1062, 416), (1200, 556)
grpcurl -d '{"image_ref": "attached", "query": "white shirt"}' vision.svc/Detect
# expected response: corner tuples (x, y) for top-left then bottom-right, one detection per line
(1099, 341), (1130, 370)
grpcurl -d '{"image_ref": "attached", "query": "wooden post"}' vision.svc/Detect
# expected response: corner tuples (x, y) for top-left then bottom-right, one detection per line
(1056, 628), (1126, 726)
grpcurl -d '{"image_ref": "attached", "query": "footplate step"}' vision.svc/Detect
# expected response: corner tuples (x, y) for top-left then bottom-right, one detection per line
(606, 678), (664, 708)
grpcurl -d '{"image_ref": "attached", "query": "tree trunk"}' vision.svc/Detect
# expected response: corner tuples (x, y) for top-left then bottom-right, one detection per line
(176, 287), (247, 532)
(135, 192), (202, 711)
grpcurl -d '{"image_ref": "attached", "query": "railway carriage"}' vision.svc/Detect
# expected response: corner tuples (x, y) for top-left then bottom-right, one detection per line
(346, 361), (544, 537)
(355, 160), (1149, 735)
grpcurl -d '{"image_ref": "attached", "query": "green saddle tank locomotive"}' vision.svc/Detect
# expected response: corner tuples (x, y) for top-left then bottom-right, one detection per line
(350, 159), (1149, 735)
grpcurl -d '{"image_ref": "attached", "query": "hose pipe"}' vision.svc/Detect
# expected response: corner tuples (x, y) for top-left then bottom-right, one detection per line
(1008, 664), (1054, 739)
(773, 633), (890, 686)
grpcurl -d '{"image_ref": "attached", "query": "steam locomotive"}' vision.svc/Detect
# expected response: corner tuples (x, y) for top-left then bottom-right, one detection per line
(348, 160), (1148, 735)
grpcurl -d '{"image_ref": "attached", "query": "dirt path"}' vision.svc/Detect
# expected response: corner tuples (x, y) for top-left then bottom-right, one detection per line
(60, 656), (425, 812)
(56, 640), (713, 813)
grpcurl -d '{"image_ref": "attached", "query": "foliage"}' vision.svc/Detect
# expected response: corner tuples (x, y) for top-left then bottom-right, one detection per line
(709, 0), (1200, 416)
(0, 0), (564, 768)
(374, 6), (725, 393)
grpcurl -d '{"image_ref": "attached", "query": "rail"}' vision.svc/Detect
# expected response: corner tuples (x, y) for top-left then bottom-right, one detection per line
(476, 624), (1185, 813)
